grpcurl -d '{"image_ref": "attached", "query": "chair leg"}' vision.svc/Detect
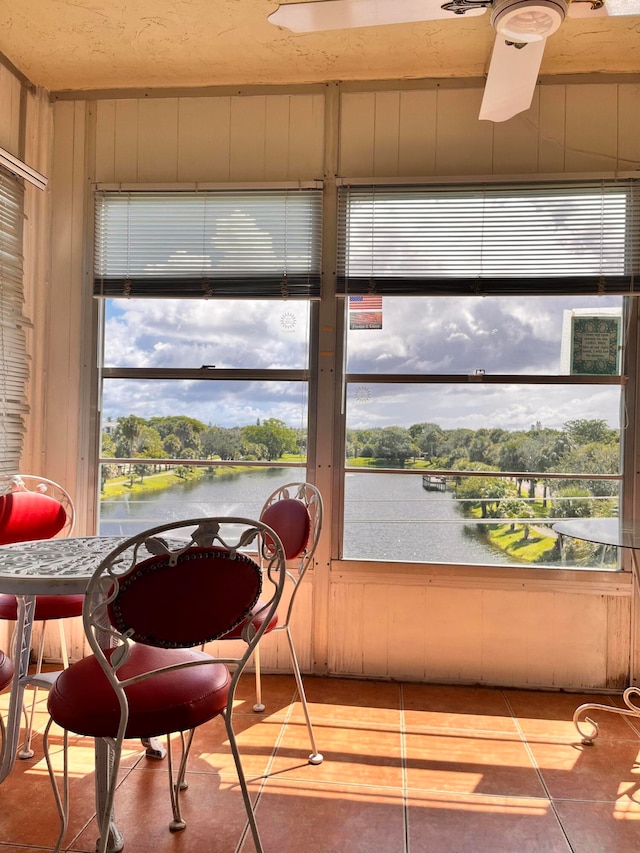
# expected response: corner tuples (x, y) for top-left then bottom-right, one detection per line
(285, 626), (323, 764)
(18, 621), (47, 759)
(252, 644), (265, 712)
(223, 709), (264, 853)
(43, 718), (70, 853)
(167, 729), (195, 832)
(94, 737), (125, 853)
(58, 619), (70, 669)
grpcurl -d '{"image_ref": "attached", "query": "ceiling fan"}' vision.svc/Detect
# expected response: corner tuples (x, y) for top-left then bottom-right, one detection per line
(267, 0), (640, 122)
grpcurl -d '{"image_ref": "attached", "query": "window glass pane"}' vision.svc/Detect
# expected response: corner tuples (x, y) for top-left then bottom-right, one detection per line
(99, 378), (308, 535)
(103, 298), (310, 369)
(343, 472), (620, 568)
(99, 465), (303, 537)
(346, 382), (621, 457)
(101, 379), (308, 457)
(346, 295), (623, 375)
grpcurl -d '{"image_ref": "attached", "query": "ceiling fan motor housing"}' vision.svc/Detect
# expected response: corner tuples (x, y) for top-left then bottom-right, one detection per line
(491, 0), (568, 42)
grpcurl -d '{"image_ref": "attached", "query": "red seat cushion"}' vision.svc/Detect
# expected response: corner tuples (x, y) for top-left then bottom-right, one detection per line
(48, 644), (230, 739)
(0, 491), (67, 545)
(0, 593), (84, 621)
(0, 649), (13, 692)
(219, 599), (278, 640)
(261, 499), (310, 560)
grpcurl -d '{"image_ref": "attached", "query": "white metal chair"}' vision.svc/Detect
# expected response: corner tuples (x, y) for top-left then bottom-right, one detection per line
(43, 516), (286, 853)
(220, 481), (324, 764)
(0, 474), (78, 757)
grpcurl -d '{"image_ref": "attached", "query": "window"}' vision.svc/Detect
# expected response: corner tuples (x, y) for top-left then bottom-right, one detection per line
(0, 168), (27, 476)
(338, 181), (639, 569)
(96, 188), (322, 536)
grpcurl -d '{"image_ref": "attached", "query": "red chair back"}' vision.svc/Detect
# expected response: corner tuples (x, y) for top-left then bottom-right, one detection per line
(261, 498), (310, 560)
(0, 491), (68, 545)
(107, 547), (263, 648)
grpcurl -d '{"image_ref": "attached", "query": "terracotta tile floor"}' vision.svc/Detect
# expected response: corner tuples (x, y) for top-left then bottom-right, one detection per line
(1, 674), (640, 852)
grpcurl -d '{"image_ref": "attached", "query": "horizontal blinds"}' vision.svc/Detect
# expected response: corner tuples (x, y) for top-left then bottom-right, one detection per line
(0, 168), (27, 475)
(94, 189), (323, 299)
(337, 181), (640, 296)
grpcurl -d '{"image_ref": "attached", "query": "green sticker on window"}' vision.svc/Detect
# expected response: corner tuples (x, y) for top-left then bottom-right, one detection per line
(571, 316), (620, 375)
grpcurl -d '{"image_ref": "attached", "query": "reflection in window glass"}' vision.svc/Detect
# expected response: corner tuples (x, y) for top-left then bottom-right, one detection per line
(101, 379), (308, 436)
(103, 299), (310, 369)
(99, 379), (308, 535)
(343, 472), (620, 569)
(346, 296), (622, 375)
(99, 465), (303, 537)
(346, 383), (621, 458)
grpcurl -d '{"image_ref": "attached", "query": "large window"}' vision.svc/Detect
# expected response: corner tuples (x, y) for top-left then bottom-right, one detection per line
(338, 181), (639, 569)
(96, 188), (322, 536)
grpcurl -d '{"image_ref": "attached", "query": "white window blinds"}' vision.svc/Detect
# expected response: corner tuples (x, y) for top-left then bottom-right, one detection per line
(0, 168), (27, 475)
(94, 188), (324, 299)
(337, 181), (640, 296)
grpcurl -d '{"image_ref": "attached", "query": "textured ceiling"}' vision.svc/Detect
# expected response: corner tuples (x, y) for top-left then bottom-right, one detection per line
(0, 0), (639, 92)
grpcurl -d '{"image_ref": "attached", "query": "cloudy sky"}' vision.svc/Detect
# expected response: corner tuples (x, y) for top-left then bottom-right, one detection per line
(102, 293), (623, 434)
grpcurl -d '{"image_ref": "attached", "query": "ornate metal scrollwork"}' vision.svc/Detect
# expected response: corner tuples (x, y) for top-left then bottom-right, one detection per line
(574, 687), (640, 745)
(441, 0), (492, 13)
(571, 0), (605, 8)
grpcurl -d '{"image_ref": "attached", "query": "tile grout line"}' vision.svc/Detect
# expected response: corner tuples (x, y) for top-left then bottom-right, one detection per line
(399, 683), (409, 853)
(501, 690), (576, 853)
(234, 684), (300, 853)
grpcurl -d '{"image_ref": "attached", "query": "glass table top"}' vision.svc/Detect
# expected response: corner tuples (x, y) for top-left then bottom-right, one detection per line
(552, 518), (640, 550)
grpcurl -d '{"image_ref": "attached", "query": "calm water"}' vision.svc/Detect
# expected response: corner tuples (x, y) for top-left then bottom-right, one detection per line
(99, 467), (512, 565)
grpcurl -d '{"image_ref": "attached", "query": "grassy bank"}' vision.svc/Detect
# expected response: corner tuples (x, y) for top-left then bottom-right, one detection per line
(100, 458), (304, 500)
(484, 523), (556, 563)
(101, 469), (203, 500)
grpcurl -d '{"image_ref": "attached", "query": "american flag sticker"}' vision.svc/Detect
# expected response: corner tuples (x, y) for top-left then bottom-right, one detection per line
(349, 295), (383, 310)
(349, 293), (383, 330)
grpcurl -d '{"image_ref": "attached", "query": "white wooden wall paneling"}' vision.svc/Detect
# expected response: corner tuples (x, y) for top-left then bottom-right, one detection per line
(328, 579), (628, 689)
(538, 87), (567, 173)
(95, 94), (325, 183)
(618, 84), (640, 170)
(40, 100), (90, 663)
(0, 64), (22, 155)
(177, 97), (232, 182)
(339, 82), (640, 178)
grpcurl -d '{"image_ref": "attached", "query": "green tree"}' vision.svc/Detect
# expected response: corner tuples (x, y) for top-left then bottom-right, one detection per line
(134, 425), (165, 458)
(163, 433), (182, 457)
(374, 426), (418, 463)
(116, 415), (146, 456)
(409, 422), (445, 458)
(201, 426), (243, 460)
(455, 476), (512, 519)
(564, 418), (618, 446)
(242, 418), (296, 460)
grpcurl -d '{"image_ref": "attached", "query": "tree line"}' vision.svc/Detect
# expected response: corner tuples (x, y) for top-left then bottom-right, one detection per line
(102, 415), (304, 465)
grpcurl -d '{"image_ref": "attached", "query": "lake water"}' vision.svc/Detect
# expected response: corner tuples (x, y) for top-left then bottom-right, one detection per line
(99, 467), (513, 565)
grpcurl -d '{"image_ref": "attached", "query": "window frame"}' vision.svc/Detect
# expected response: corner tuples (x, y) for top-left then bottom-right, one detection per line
(336, 179), (639, 571)
(94, 184), (323, 531)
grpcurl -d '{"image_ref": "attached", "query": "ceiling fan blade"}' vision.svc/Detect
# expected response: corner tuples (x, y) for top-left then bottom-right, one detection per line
(268, 0), (487, 33)
(568, 0), (640, 17)
(479, 35), (546, 122)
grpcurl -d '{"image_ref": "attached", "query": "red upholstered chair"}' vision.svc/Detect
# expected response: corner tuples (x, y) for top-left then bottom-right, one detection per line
(0, 474), (78, 757)
(220, 482), (323, 765)
(43, 516), (286, 853)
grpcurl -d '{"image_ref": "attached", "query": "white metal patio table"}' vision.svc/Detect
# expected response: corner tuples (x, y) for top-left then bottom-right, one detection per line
(0, 535), (164, 852)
